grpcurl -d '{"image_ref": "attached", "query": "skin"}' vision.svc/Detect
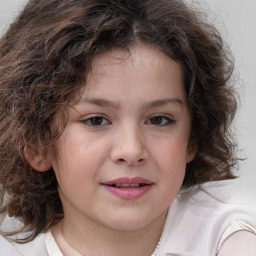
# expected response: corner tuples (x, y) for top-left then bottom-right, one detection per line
(218, 231), (256, 256)
(33, 44), (196, 255)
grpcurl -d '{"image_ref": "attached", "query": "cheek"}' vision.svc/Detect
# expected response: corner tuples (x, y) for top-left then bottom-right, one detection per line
(153, 142), (187, 207)
(52, 134), (109, 183)
(155, 136), (189, 164)
(153, 135), (188, 187)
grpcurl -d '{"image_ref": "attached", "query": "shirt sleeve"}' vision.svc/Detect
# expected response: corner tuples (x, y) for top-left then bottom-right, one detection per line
(217, 219), (256, 256)
(217, 231), (256, 256)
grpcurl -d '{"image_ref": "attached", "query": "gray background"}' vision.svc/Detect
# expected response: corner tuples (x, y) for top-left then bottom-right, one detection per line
(0, 0), (255, 187)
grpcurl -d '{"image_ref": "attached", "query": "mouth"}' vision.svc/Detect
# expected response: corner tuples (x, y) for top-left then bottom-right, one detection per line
(101, 177), (153, 200)
(108, 183), (149, 188)
(102, 177), (153, 187)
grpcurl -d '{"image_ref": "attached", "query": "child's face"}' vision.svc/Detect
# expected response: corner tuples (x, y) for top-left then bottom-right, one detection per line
(50, 45), (195, 232)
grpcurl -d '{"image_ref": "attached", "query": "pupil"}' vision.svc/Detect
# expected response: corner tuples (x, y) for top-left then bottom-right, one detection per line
(151, 116), (162, 124)
(91, 117), (102, 125)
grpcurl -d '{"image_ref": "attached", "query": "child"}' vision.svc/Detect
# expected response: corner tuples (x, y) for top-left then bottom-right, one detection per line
(0, 0), (255, 255)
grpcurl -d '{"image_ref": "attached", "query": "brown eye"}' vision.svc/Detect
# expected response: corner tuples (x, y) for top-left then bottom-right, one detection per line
(89, 117), (104, 126)
(150, 116), (164, 125)
(146, 115), (175, 126)
(81, 116), (110, 127)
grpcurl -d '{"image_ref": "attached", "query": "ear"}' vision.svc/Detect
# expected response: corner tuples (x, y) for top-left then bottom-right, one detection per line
(25, 149), (52, 172)
(186, 141), (197, 163)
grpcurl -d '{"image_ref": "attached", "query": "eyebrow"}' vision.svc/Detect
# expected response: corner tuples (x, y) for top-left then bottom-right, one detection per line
(79, 97), (184, 109)
(145, 98), (184, 108)
(79, 97), (120, 109)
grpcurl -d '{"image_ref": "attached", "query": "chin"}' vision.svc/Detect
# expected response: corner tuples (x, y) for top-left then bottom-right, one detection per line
(102, 209), (165, 232)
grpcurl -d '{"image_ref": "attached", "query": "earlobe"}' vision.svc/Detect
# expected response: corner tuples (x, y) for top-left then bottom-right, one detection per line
(25, 149), (52, 172)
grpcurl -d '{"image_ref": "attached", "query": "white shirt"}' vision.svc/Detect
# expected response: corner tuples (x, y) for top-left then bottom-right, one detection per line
(1, 180), (256, 256)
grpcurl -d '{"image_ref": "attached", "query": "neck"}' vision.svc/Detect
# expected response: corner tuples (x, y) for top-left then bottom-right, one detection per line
(53, 210), (167, 256)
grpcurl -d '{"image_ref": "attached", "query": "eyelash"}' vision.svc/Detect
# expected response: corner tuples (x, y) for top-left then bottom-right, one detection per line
(145, 114), (175, 126)
(80, 115), (111, 127)
(80, 114), (175, 127)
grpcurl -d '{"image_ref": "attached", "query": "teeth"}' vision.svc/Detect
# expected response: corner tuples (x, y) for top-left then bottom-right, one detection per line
(130, 184), (140, 187)
(113, 184), (143, 188)
(116, 184), (130, 187)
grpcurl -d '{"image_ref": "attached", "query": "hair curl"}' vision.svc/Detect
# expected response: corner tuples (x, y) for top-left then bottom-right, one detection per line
(0, 0), (238, 241)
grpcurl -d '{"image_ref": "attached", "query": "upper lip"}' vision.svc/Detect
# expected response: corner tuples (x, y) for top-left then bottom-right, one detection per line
(102, 177), (153, 185)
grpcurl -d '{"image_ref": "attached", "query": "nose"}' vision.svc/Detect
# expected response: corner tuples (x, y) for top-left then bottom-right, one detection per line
(110, 124), (149, 166)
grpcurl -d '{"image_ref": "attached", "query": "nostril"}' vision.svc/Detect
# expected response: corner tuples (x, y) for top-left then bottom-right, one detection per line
(117, 159), (126, 163)
(116, 158), (145, 165)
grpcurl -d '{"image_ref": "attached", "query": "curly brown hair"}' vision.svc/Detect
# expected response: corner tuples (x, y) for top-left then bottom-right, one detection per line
(0, 0), (238, 241)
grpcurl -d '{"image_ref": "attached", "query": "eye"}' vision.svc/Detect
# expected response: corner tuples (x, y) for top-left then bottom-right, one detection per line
(81, 115), (111, 127)
(146, 115), (175, 126)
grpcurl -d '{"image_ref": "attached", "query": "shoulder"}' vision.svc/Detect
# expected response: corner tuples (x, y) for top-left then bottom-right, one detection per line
(218, 230), (256, 256)
(217, 219), (256, 253)
(158, 179), (256, 256)
(0, 233), (48, 256)
(0, 216), (48, 256)
(0, 235), (21, 256)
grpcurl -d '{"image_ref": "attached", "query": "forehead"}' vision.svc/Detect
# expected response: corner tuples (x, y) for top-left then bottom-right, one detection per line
(83, 44), (186, 101)
(89, 45), (181, 76)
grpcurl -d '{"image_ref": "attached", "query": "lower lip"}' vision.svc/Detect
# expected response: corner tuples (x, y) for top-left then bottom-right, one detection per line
(102, 185), (152, 200)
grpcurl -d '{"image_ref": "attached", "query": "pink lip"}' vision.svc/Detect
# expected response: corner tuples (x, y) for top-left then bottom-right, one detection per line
(103, 177), (153, 185)
(102, 177), (153, 200)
